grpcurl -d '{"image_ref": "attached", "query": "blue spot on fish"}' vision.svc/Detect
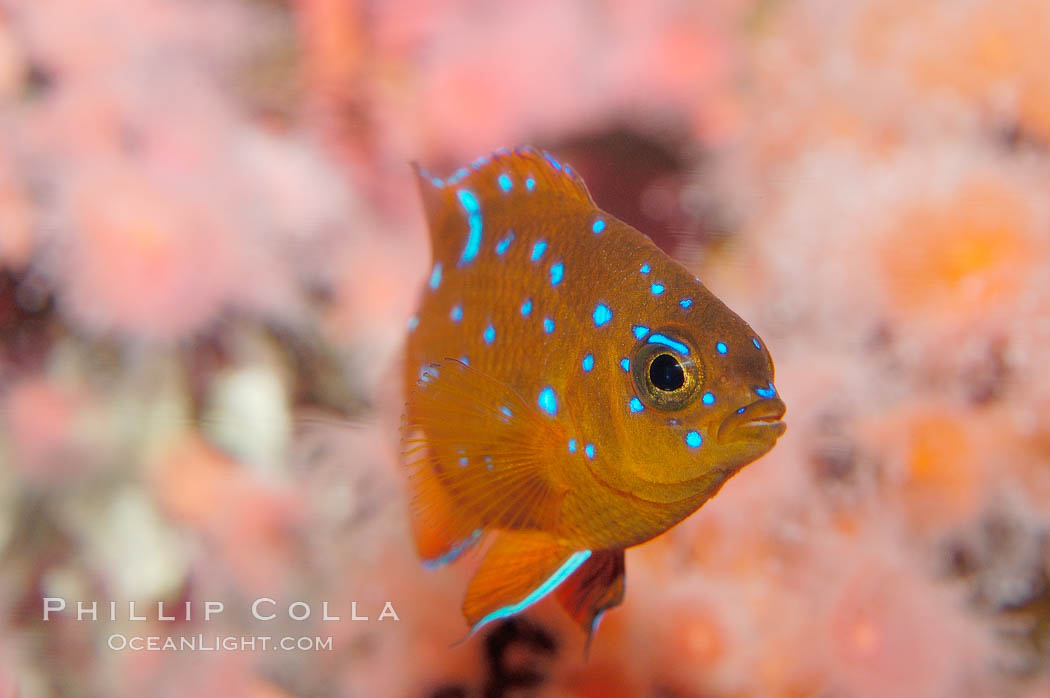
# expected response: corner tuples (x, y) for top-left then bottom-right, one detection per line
(498, 173), (512, 192)
(526, 177), (536, 191)
(538, 386), (558, 416)
(680, 298), (693, 309)
(500, 406), (513, 418)
(716, 342), (728, 354)
(633, 325), (650, 340)
(584, 443), (595, 459)
(686, 431), (702, 448)
(640, 264), (651, 274)
(592, 218), (606, 234)
(484, 325), (496, 344)
(496, 231), (514, 255)
(593, 303), (612, 326)
(450, 305), (463, 322)
(752, 337), (761, 349)
(702, 392), (715, 405)
(582, 353), (594, 371)
(543, 153), (562, 170)
(648, 333), (689, 355)
(429, 262), (442, 290)
(457, 189), (482, 265)
(651, 283), (665, 295)
(568, 439), (577, 453)
(755, 383), (776, 399)
(543, 317), (555, 333)
(550, 262), (564, 286)
(531, 240), (548, 262)
(620, 358), (630, 372)
(521, 299), (533, 316)
(629, 397), (644, 413)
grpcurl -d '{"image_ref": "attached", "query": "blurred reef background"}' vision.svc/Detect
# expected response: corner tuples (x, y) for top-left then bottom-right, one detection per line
(1, 0), (1050, 696)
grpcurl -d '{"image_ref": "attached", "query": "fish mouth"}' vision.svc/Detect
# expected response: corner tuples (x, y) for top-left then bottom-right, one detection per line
(717, 397), (787, 443)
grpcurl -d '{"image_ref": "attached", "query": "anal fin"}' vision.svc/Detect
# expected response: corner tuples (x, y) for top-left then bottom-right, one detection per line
(555, 548), (625, 650)
(463, 530), (591, 633)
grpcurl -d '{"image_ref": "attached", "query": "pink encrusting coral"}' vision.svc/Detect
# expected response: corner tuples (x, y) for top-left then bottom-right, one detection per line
(0, 144), (32, 270)
(2, 378), (86, 483)
(1, 0), (1049, 696)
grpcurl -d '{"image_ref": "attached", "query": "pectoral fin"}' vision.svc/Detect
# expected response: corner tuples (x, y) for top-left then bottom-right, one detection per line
(463, 530), (591, 633)
(403, 359), (566, 568)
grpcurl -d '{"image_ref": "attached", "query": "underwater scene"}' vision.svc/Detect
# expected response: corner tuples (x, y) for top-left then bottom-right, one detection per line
(1, 0), (1049, 696)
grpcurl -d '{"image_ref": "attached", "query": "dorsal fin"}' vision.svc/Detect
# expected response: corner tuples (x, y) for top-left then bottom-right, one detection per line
(412, 147), (597, 263)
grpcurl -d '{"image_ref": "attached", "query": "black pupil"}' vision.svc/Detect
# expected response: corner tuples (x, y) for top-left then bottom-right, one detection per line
(649, 354), (685, 391)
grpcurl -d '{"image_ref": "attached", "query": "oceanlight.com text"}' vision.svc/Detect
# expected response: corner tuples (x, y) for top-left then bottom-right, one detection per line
(107, 634), (334, 652)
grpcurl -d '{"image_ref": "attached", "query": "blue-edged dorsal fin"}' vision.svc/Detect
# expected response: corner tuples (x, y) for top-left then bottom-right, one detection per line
(412, 147), (597, 265)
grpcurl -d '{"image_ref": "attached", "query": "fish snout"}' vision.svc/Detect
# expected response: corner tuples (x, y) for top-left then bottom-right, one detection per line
(716, 396), (787, 444)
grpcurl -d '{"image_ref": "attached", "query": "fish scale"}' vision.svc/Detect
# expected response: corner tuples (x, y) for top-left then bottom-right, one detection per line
(402, 146), (786, 642)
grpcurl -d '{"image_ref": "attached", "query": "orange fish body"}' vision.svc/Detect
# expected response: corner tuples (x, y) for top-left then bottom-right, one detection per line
(402, 147), (785, 639)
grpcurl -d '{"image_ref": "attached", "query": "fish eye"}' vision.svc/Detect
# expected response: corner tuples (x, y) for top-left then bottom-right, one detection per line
(649, 354), (685, 391)
(631, 335), (703, 411)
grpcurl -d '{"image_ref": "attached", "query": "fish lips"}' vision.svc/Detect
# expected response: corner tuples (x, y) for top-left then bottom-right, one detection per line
(717, 397), (787, 444)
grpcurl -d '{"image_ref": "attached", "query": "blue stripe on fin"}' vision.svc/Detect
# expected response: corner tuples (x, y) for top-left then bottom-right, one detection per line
(457, 189), (483, 265)
(422, 529), (482, 570)
(471, 550), (592, 632)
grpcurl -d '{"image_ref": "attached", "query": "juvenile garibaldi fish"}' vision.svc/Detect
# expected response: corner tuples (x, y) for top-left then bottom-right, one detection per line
(402, 147), (785, 643)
